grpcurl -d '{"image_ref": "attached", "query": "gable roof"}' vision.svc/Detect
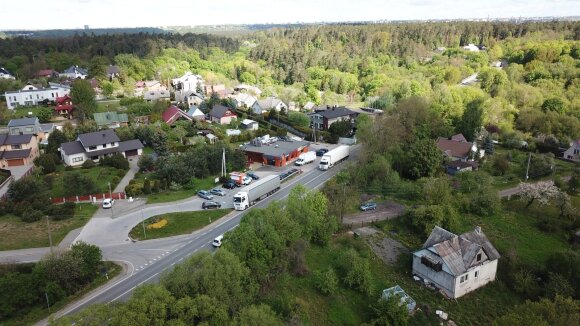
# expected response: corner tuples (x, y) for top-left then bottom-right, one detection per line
(107, 65), (120, 75)
(118, 139), (144, 152)
(94, 111), (129, 126)
(163, 105), (192, 125)
(241, 119), (257, 126)
(37, 69), (58, 77)
(257, 97), (285, 110)
(187, 106), (204, 118)
(8, 117), (39, 127)
(77, 129), (120, 147)
(209, 104), (236, 119)
(1, 148), (32, 159)
(451, 133), (468, 142)
(59, 141), (85, 155)
(436, 137), (473, 159)
(0, 67), (12, 75)
(311, 107), (357, 119)
(39, 123), (55, 133)
(419, 226), (500, 276)
(63, 65), (88, 75)
(2, 134), (34, 145)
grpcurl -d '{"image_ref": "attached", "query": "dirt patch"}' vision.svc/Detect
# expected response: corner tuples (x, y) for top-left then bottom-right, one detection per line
(342, 201), (405, 226)
(368, 234), (409, 265)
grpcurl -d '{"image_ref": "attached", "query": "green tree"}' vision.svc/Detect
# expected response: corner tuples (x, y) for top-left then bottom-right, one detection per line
(33, 153), (59, 174)
(287, 111), (310, 128)
(456, 98), (484, 141)
(89, 56), (109, 79)
(70, 79), (97, 121)
(36, 107), (53, 123)
(313, 268), (339, 295)
(403, 139), (442, 180)
(69, 241), (102, 282)
(541, 97), (565, 114)
(343, 249), (373, 295)
(46, 129), (69, 156)
(62, 173), (97, 196)
(234, 304), (283, 326)
(494, 296), (580, 326)
(138, 154), (155, 172)
(328, 120), (352, 144)
(370, 296), (410, 326)
(112, 285), (175, 326)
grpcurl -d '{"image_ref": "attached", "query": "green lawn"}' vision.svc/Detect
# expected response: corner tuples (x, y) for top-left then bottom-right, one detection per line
(129, 209), (231, 240)
(0, 203), (98, 250)
(145, 176), (220, 204)
(47, 166), (127, 198)
(10, 106), (49, 119)
(96, 100), (121, 113)
(3, 261), (121, 326)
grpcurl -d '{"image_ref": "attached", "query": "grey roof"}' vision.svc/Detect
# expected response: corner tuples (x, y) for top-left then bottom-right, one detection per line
(63, 65), (88, 75)
(2, 134), (33, 145)
(0, 67), (13, 75)
(7, 117), (39, 127)
(1, 148), (31, 159)
(119, 139), (144, 152)
(311, 107), (357, 119)
(209, 104), (234, 119)
(60, 141), (85, 155)
(418, 226), (500, 276)
(39, 123), (55, 133)
(242, 140), (310, 158)
(257, 97), (284, 110)
(107, 65), (120, 75)
(77, 129), (120, 147)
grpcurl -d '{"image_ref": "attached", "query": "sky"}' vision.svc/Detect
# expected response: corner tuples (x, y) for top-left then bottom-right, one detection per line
(1, 0), (579, 30)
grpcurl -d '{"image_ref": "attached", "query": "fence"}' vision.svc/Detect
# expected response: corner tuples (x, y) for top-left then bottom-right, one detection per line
(338, 136), (357, 145)
(267, 119), (308, 138)
(51, 192), (127, 204)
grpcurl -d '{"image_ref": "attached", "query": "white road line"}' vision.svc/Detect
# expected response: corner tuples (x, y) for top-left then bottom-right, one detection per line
(110, 271), (162, 302)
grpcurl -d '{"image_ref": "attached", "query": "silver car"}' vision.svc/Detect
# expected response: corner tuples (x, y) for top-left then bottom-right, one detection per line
(210, 188), (226, 196)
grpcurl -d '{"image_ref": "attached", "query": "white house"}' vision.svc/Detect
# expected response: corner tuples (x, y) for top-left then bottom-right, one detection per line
(241, 119), (258, 130)
(178, 91), (204, 107)
(59, 129), (143, 166)
(563, 140), (580, 162)
(412, 226), (500, 299)
(143, 89), (170, 102)
(60, 65), (88, 79)
(187, 106), (205, 121)
(134, 80), (166, 97)
(254, 97), (288, 114)
(0, 67), (15, 80)
(234, 84), (262, 97)
(4, 84), (67, 110)
(231, 92), (258, 110)
(463, 43), (480, 52)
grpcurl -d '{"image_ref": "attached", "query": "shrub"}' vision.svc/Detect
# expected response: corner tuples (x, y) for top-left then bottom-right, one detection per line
(65, 165), (74, 171)
(99, 154), (129, 170)
(47, 203), (76, 220)
(125, 183), (143, 197)
(81, 160), (96, 169)
(111, 176), (120, 185)
(34, 153), (59, 174)
(21, 208), (43, 223)
(314, 268), (339, 295)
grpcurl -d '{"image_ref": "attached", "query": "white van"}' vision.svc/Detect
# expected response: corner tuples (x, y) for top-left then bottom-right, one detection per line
(295, 151), (316, 166)
(212, 235), (223, 247)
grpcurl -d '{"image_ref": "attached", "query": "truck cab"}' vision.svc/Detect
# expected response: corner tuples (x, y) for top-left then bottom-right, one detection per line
(319, 156), (331, 170)
(233, 192), (249, 210)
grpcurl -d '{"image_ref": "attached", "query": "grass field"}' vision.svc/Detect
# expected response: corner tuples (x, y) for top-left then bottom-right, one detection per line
(10, 106), (49, 119)
(0, 203), (98, 250)
(129, 209), (231, 240)
(96, 99), (121, 113)
(3, 261), (121, 326)
(145, 176), (220, 204)
(47, 166), (126, 198)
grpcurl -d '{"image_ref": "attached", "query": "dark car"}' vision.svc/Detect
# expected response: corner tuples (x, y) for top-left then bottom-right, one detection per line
(360, 202), (377, 211)
(222, 180), (237, 189)
(316, 148), (329, 156)
(288, 168), (299, 175)
(247, 172), (260, 180)
(210, 188), (226, 196)
(197, 190), (214, 200)
(202, 201), (221, 209)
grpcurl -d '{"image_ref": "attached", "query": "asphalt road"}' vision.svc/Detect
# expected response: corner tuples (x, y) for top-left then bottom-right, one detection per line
(40, 146), (357, 324)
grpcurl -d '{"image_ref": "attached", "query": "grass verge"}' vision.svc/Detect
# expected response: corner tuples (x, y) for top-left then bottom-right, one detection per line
(129, 209), (231, 240)
(3, 261), (122, 326)
(0, 203), (98, 251)
(47, 166), (127, 198)
(145, 176), (220, 204)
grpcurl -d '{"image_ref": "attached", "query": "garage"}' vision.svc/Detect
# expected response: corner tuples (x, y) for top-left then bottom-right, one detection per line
(7, 159), (25, 166)
(125, 149), (138, 157)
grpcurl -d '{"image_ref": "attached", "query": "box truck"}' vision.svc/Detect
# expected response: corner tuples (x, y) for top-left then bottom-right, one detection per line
(295, 151), (316, 166)
(233, 175), (281, 210)
(318, 145), (349, 170)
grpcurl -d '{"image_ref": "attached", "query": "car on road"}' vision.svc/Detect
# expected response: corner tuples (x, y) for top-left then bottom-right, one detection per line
(247, 172), (260, 180)
(197, 190), (214, 200)
(210, 188), (226, 196)
(360, 202), (377, 211)
(212, 235), (223, 247)
(102, 198), (114, 209)
(242, 175), (253, 185)
(202, 201), (222, 209)
(316, 148), (329, 156)
(222, 180), (237, 189)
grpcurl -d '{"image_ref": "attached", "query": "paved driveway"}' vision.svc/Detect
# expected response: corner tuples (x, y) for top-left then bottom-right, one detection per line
(0, 164), (33, 198)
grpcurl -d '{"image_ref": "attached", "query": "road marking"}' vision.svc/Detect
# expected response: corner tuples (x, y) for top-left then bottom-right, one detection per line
(110, 271), (162, 303)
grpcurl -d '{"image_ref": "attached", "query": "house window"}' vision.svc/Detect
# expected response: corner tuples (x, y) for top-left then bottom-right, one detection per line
(475, 271), (479, 278)
(103, 144), (107, 148)
(460, 274), (469, 283)
(476, 253), (482, 262)
(110, 142), (115, 146)
(11, 145), (21, 149)
(72, 157), (84, 163)
(25, 127), (33, 132)
(575, 149), (580, 155)
(89, 146), (97, 150)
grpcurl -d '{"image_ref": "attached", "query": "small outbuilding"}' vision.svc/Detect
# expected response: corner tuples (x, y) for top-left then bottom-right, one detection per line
(382, 285), (416, 313)
(242, 139), (309, 167)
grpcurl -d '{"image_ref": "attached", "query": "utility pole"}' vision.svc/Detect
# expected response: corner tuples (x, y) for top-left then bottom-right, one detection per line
(46, 216), (53, 254)
(141, 208), (147, 239)
(221, 148), (227, 177)
(525, 152), (532, 181)
(108, 182), (112, 199)
(45, 292), (51, 314)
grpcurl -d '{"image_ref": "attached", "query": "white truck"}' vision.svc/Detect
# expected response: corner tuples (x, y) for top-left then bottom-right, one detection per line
(295, 151), (316, 166)
(233, 175), (281, 211)
(319, 145), (349, 170)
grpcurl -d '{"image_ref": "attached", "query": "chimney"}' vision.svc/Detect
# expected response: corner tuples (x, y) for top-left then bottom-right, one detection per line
(475, 226), (481, 234)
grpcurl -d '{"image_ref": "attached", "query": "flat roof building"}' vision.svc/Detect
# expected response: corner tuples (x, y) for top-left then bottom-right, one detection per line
(242, 139), (310, 167)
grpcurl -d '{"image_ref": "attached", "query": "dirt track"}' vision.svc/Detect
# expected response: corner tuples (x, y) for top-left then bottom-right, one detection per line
(342, 201), (405, 226)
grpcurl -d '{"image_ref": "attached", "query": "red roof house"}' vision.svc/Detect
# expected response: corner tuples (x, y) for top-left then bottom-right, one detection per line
(55, 95), (74, 117)
(37, 69), (59, 78)
(162, 105), (192, 126)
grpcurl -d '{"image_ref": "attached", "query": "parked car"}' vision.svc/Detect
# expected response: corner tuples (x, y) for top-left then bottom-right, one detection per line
(197, 190), (213, 200)
(210, 188), (226, 196)
(242, 175), (253, 185)
(360, 202), (377, 211)
(247, 172), (260, 180)
(316, 148), (329, 156)
(102, 198), (114, 209)
(222, 180), (237, 189)
(202, 201), (222, 209)
(212, 235), (223, 247)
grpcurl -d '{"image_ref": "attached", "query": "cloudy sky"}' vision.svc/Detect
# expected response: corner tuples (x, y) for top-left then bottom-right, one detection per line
(2, 0), (579, 30)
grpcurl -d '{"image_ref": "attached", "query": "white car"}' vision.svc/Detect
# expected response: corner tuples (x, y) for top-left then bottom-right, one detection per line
(212, 235), (223, 247)
(102, 198), (115, 209)
(242, 176), (252, 185)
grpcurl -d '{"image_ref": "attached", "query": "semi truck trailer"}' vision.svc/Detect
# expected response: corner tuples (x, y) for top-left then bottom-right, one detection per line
(318, 145), (349, 170)
(233, 175), (281, 210)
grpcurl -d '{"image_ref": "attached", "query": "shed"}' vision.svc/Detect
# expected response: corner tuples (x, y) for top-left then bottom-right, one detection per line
(382, 285), (416, 313)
